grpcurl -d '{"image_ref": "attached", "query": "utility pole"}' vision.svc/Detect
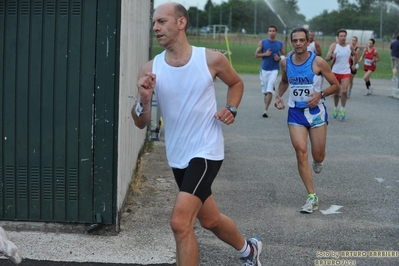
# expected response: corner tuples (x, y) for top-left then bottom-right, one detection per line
(196, 6), (199, 42)
(228, 6), (232, 33)
(380, 1), (383, 38)
(254, 0), (257, 35)
(219, 5), (222, 26)
(208, 7), (211, 27)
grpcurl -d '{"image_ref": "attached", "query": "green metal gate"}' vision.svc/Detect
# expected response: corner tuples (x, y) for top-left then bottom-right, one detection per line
(0, 0), (120, 224)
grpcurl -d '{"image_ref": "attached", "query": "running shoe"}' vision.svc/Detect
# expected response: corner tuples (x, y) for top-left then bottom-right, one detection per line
(364, 89), (371, 96)
(0, 227), (22, 264)
(369, 86), (373, 95)
(340, 110), (346, 120)
(300, 195), (319, 213)
(240, 237), (262, 266)
(262, 112), (268, 118)
(312, 161), (323, 174)
(391, 77), (398, 82)
(332, 109), (338, 119)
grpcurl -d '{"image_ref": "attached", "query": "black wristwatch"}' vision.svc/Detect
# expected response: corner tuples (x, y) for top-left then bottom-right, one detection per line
(320, 91), (326, 99)
(226, 105), (237, 117)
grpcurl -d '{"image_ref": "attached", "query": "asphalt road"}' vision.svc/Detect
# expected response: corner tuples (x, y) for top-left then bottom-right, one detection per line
(0, 260), (172, 266)
(2, 75), (398, 266)
(198, 74), (399, 266)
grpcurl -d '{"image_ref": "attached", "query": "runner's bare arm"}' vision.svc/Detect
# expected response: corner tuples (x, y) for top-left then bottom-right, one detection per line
(315, 41), (322, 56)
(325, 43), (336, 62)
(274, 59), (288, 109)
(255, 40), (272, 58)
(255, 40), (263, 58)
(316, 57), (340, 96)
(354, 46), (360, 64)
(358, 49), (365, 63)
(207, 49), (243, 118)
(132, 61), (155, 129)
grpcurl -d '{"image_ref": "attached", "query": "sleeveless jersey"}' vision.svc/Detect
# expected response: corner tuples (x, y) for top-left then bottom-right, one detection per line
(364, 48), (376, 71)
(152, 46), (224, 168)
(286, 51), (324, 108)
(331, 43), (351, 75)
(261, 39), (283, 71)
(307, 41), (316, 53)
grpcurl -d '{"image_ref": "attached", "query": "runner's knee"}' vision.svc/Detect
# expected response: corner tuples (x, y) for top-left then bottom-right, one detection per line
(198, 215), (220, 230)
(170, 214), (193, 236)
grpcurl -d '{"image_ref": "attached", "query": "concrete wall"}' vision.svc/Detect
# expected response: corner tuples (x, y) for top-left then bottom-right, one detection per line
(116, 0), (152, 226)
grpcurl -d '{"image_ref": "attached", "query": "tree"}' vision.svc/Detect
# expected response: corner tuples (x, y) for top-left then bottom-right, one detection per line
(308, 0), (399, 38)
(204, 0), (214, 11)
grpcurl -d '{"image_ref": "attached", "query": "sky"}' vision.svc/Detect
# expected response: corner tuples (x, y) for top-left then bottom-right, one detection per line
(154, 0), (342, 21)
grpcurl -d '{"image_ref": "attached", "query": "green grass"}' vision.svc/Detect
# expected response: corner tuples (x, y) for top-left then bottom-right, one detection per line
(152, 35), (393, 79)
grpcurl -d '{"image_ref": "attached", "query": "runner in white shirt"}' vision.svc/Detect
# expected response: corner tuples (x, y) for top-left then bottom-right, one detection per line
(132, 3), (262, 265)
(307, 30), (322, 56)
(348, 36), (360, 98)
(325, 29), (356, 121)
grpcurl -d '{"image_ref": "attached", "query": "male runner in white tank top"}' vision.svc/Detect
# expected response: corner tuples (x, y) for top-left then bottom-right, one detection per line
(307, 30), (322, 56)
(325, 29), (356, 121)
(132, 3), (262, 265)
(348, 36), (360, 98)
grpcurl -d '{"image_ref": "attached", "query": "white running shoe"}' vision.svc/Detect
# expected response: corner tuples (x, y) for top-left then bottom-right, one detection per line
(0, 227), (22, 264)
(312, 161), (323, 174)
(300, 195), (319, 213)
(240, 237), (262, 266)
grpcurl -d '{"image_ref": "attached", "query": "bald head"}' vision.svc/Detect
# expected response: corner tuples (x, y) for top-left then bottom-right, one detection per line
(309, 31), (315, 42)
(155, 2), (189, 32)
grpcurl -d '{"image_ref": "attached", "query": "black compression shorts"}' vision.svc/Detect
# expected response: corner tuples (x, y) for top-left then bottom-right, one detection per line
(172, 158), (223, 203)
(351, 65), (357, 75)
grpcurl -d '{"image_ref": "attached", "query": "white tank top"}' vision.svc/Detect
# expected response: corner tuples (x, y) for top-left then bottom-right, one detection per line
(307, 41), (316, 53)
(331, 43), (351, 74)
(152, 46), (224, 168)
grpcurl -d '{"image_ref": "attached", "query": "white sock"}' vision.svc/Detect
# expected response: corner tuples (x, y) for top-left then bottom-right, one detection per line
(238, 239), (251, 257)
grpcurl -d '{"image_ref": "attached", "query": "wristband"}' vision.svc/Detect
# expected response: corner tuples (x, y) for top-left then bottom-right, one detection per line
(135, 104), (143, 117)
(135, 104), (150, 116)
(280, 55), (285, 61)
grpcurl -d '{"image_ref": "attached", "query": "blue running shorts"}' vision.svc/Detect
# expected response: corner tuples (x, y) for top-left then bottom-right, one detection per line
(287, 103), (328, 129)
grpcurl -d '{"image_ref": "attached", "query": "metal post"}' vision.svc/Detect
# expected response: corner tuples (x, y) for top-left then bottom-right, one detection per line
(254, 0), (257, 35)
(196, 6), (199, 42)
(380, 1), (383, 49)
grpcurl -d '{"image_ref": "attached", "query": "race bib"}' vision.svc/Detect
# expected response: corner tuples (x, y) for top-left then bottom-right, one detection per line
(290, 84), (313, 103)
(364, 59), (372, 66)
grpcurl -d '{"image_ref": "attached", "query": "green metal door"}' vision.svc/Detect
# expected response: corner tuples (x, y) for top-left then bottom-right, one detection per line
(0, 0), (118, 224)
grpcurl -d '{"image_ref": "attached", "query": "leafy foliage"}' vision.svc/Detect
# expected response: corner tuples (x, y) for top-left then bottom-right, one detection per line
(310, 0), (399, 39)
